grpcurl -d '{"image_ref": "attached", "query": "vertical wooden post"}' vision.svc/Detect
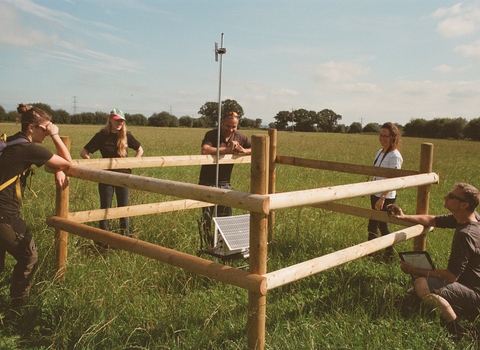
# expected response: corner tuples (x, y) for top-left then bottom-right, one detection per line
(267, 128), (277, 241)
(248, 135), (269, 350)
(54, 136), (70, 280)
(414, 142), (434, 251)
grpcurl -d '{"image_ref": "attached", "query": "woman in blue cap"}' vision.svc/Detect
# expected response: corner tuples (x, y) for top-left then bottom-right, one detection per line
(80, 108), (143, 242)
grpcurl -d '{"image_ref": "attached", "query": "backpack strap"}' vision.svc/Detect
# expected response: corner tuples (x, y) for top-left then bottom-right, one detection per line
(0, 135), (36, 206)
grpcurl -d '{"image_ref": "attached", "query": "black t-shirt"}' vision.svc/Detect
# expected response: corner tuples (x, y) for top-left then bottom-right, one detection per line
(435, 213), (480, 291)
(198, 129), (251, 186)
(83, 130), (141, 174)
(0, 132), (53, 219)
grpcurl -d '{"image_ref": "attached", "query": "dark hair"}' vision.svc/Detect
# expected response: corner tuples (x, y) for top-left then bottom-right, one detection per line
(455, 182), (480, 212)
(380, 122), (401, 150)
(17, 103), (51, 132)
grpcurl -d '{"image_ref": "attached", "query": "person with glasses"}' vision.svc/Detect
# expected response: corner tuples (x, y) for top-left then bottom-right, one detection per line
(80, 108), (143, 244)
(387, 183), (480, 341)
(0, 103), (72, 307)
(367, 122), (403, 262)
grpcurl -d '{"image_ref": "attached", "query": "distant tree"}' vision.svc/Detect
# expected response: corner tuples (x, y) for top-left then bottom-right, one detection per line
(362, 123), (380, 133)
(403, 118), (427, 137)
(239, 117), (260, 129)
(317, 109), (342, 132)
(464, 118), (480, 140)
(198, 99), (244, 127)
(31, 103), (55, 118)
(192, 118), (207, 128)
(149, 111), (179, 127)
(294, 109), (316, 132)
(6, 111), (18, 122)
(54, 109), (71, 124)
(441, 118), (466, 139)
(126, 113), (148, 126)
(0, 105), (7, 122)
(179, 115), (193, 127)
(334, 124), (346, 133)
(348, 122), (362, 133)
(268, 122), (276, 129)
(273, 110), (291, 131)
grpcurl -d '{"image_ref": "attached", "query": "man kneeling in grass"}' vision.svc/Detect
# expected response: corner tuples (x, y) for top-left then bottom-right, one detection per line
(388, 183), (480, 342)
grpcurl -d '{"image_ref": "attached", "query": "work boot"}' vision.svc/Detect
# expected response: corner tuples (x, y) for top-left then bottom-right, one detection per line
(441, 318), (467, 342)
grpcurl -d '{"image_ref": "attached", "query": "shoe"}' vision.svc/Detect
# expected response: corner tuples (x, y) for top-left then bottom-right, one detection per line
(441, 318), (467, 342)
(11, 297), (26, 308)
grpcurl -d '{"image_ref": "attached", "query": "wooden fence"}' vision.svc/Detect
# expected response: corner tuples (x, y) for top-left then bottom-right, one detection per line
(47, 130), (437, 349)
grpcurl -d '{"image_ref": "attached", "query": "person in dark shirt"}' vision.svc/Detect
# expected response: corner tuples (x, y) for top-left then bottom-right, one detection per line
(388, 183), (480, 341)
(198, 111), (251, 248)
(0, 103), (72, 307)
(80, 108), (143, 239)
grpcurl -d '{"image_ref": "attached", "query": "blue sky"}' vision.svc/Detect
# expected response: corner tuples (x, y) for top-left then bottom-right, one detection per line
(1, 0), (479, 127)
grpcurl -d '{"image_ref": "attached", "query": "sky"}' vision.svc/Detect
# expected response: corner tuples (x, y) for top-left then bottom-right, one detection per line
(1, 0), (479, 127)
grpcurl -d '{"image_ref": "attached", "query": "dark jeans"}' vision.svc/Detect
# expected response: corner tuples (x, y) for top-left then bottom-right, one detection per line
(368, 195), (397, 259)
(367, 195), (396, 236)
(198, 183), (232, 248)
(98, 183), (130, 236)
(0, 221), (38, 299)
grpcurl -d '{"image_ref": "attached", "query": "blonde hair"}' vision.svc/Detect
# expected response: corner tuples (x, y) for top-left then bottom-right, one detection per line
(101, 117), (128, 157)
(17, 103), (51, 132)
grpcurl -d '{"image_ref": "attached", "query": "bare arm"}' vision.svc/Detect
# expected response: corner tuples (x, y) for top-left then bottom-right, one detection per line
(80, 148), (90, 159)
(135, 146), (144, 157)
(399, 260), (457, 282)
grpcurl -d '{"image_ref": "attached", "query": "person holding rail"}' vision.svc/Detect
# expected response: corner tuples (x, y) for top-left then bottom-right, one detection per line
(388, 183), (480, 341)
(80, 108), (143, 240)
(0, 103), (72, 307)
(197, 111), (251, 249)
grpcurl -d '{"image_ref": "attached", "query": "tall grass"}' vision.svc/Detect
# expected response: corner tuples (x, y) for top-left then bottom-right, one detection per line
(0, 123), (478, 349)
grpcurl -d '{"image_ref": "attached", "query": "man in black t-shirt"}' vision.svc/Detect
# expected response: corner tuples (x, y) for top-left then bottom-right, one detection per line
(198, 112), (251, 249)
(388, 183), (480, 341)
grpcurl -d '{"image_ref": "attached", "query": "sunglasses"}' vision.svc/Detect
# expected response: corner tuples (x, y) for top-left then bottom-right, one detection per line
(447, 192), (467, 202)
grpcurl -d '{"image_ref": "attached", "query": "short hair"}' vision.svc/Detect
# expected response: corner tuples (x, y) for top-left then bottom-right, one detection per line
(455, 182), (480, 212)
(223, 111), (239, 120)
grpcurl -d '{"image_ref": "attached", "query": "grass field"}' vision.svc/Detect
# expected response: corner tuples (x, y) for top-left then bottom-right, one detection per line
(0, 123), (479, 349)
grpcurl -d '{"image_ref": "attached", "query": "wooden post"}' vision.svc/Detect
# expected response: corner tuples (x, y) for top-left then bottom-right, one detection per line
(248, 135), (269, 350)
(268, 128), (277, 241)
(55, 136), (70, 280)
(414, 143), (434, 251)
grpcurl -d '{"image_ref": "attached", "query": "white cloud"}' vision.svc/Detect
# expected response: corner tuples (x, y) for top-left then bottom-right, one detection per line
(432, 3), (480, 38)
(314, 61), (370, 83)
(433, 64), (453, 73)
(0, 4), (49, 47)
(455, 39), (480, 59)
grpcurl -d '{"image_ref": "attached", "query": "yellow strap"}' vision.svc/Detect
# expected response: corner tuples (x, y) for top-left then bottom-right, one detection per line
(1, 134), (6, 143)
(0, 167), (36, 207)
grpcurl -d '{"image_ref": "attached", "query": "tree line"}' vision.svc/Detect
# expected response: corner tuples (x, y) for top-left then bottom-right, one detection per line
(1, 102), (478, 140)
(0, 100), (262, 129)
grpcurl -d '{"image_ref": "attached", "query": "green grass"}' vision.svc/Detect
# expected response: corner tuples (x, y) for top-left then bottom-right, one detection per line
(0, 123), (478, 349)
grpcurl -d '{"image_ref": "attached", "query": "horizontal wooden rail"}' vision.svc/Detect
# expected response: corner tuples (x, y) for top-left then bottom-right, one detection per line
(313, 202), (416, 226)
(70, 154), (251, 170)
(276, 155), (418, 177)
(68, 199), (213, 223)
(264, 224), (431, 290)
(65, 166), (269, 214)
(269, 172), (439, 211)
(46, 216), (267, 295)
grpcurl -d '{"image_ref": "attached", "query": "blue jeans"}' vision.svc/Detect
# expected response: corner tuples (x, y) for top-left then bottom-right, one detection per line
(98, 183), (130, 236)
